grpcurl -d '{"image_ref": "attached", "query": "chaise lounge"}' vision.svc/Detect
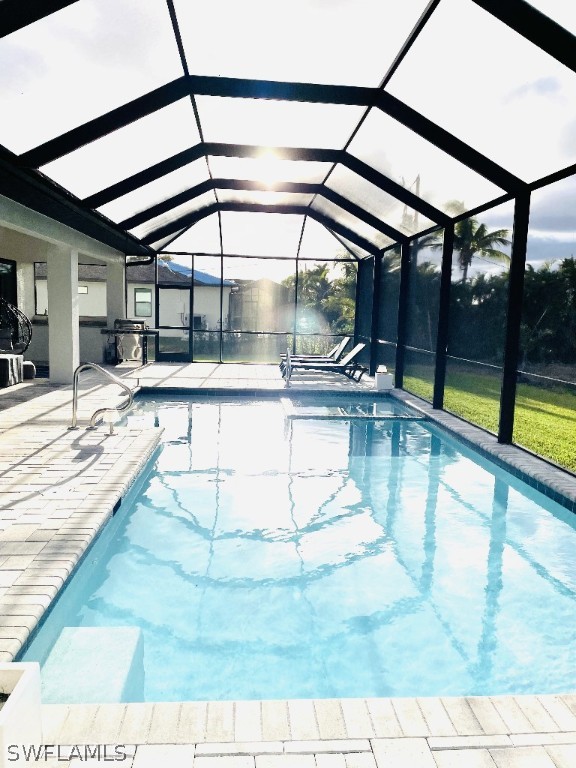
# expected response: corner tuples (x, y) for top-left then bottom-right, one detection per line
(279, 336), (350, 374)
(283, 342), (368, 381)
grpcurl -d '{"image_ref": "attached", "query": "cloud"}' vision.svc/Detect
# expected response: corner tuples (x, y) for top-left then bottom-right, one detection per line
(0, 39), (45, 96)
(529, 176), (576, 234)
(507, 76), (560, 101)
(560, 117), (576, 160)
(480, 175), (576, 238)
(526, 234), (576, 264)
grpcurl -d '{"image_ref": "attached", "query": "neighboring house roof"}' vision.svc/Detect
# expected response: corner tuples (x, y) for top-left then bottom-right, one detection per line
(166, 261), (235, 287)
(35, 263), (107, 282)
(35, 260), (235, 286)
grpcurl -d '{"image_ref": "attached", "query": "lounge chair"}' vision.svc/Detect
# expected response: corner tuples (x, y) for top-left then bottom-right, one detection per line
(279, 336), (350, 373)
(283, 342), (368, 381)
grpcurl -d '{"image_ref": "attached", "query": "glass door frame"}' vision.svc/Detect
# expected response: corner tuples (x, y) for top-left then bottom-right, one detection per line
(154, 281), (193, 362)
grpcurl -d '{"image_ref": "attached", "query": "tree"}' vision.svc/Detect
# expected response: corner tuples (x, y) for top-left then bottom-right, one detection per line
(427, 201), (511, 282)
(520, 257), (576, 366)
(281, 259), (357, 334)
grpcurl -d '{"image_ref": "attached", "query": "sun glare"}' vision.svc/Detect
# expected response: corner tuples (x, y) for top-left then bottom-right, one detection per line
(255, 150), (284, 188)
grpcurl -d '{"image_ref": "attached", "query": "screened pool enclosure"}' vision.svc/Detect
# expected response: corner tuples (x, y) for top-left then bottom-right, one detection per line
(1, 0), (576, 471)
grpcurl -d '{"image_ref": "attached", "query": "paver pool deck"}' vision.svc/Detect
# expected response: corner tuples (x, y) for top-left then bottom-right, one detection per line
(0, 363), (575, 767)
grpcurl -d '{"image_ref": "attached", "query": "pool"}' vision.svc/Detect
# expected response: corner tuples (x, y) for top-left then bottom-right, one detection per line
(20, 396), (576, 703)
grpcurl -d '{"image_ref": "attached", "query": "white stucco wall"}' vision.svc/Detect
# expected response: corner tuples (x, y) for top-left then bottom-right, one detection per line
(37, 277), (232, 330)
(193, 286), (233, 330)
(36, 279), (106, 317)
(126, 283), (232, 330)
(28, 323), (106, 365)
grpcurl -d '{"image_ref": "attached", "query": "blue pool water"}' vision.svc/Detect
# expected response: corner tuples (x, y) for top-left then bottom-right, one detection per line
(21, 396), (576, 702)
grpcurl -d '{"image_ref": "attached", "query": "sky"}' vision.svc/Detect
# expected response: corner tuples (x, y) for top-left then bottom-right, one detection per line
(482, 175), (576, 269)
(1, 0), (576, 269)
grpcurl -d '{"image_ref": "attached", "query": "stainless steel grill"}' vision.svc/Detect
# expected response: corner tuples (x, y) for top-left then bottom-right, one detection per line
(113, 319), (146, 361)
(113, 319), (146, 331)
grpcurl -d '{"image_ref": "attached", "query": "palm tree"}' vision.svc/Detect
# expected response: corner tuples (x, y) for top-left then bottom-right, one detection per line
(422, 202), (511, 282)
(448, 201), (511, 283)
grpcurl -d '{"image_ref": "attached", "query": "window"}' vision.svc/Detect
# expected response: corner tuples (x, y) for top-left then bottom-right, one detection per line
(135, 288), (152, 317)
(78, 285), (88, 294)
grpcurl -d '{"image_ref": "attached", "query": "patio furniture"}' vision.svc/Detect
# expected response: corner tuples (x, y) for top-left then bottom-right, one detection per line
(0, 299), (33, 387)
(279, 336), (351, 374)
(0, 298), (32, 355)
(282, 342), (368, 381)
(0, 354), (23, 387)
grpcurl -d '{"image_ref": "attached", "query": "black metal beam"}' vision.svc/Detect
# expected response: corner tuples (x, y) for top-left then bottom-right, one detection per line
(186, 74), (378, 105)
(119, 179), (216, 228)
(166, 0), (190, 76)
(83, 142), (443, 227)
(342, 153), (449, 225)
(395, 241), (412, 388)
(472, 0), (576, 75)
(162, 250), (356, 261)
(301, 207), (384, 255)
(327, 230), (363, 260)
(201, 143), (340, 162)
(498, 191), (530, 443)
(190, 72), (519, 198)
(352, 258), (365, 345)
(0, 0), (79, 38)
(83, 145), (208, 209)
(120, 177), (406, 242)
(432, 223), (454, 409)
(375, 92), (522, 193)
(321, 187), (406, 242)
(141, 201), (380, 255)
(19, 78), (190, 168)
(451, 193), (516, 224)
(369, 254), (383, 376)
(379, 0), (442, 89)
(529, 160), (576, 193)
(18, 77), (377, 170)
(17, 64), (522, 200)
(0, 146), (152, 256)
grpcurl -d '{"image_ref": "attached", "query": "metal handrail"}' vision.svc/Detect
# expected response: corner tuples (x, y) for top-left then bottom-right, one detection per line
(69, 362), (134, 434)
(284, 346), (291, 388)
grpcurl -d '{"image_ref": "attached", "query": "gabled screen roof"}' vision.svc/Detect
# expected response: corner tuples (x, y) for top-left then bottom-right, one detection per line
(1, 0), (575, 259)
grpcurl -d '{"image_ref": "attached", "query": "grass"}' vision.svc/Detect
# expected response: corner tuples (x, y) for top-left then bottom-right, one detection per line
(404, 367), (576, 474)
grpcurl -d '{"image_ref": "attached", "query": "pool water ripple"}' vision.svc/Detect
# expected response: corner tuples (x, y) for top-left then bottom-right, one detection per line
(20, 397), (576, 703)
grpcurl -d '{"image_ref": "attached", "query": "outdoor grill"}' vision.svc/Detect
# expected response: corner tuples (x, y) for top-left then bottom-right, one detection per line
(113, 318), (146, 332)
(104, 319), (148, 364)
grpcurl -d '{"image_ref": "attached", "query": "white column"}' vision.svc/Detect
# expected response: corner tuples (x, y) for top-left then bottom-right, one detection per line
(47, 247), (79, 383)
(16, 262), (35, 318)
(106, 258), (126, 326)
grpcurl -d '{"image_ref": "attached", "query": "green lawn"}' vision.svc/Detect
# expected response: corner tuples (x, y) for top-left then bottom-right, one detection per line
(404, 368), (576, 474)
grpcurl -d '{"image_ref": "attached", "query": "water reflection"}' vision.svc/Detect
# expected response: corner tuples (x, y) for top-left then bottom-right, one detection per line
(22, 399), (576, 700)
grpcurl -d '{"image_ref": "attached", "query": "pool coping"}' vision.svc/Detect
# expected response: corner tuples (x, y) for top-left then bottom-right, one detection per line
(0, 373), (575, 766)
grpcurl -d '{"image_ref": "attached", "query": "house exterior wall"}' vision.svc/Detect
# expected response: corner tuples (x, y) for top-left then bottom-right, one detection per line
(37, 277), (232, 330)
(28, 321), (106, 365)
(127, 283), (232, 330)
(36, 279), (106, 317)
(193, 286), (233, 330)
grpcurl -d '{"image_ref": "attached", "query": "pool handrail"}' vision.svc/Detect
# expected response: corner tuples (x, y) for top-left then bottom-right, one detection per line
(284, 346), (291, 387)
(69, 362), (135, 434)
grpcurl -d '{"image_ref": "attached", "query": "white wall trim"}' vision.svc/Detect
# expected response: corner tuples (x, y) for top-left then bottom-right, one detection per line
(0, 195), (123, 261)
